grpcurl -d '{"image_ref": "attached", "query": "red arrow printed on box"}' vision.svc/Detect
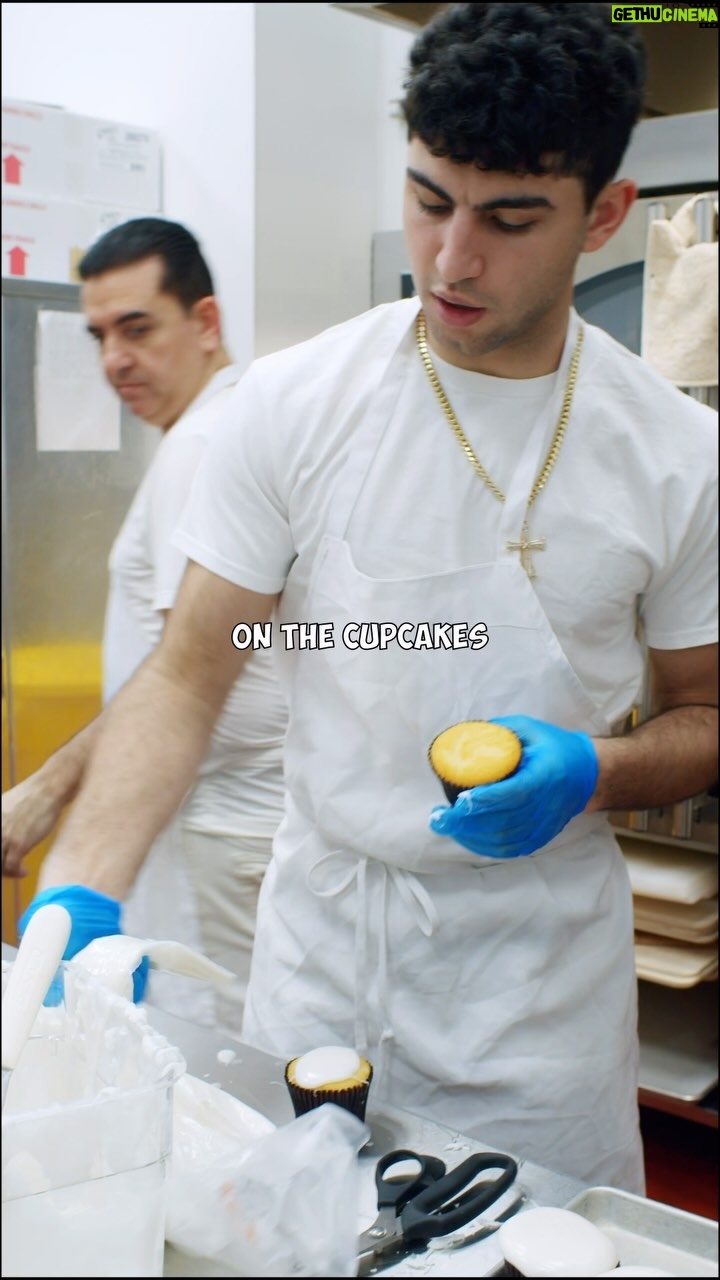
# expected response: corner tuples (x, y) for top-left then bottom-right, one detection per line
(7, 246), (29, 275)
(3, 154), (23, 184)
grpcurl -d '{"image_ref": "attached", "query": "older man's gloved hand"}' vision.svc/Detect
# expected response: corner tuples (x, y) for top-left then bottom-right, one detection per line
(18, 885), (149, 1001)
(429, 715), (599, 859)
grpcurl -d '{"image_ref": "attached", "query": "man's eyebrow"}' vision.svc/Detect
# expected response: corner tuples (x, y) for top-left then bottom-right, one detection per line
(406, 167), (454, 203)
(86, 309), (151, 334)
(406, 167), (555, 212)
(481, 195), (555, 212)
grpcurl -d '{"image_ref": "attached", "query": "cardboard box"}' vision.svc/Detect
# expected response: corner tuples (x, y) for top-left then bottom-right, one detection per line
(2, 98), (161, 211)
(2, 192), (152, 284)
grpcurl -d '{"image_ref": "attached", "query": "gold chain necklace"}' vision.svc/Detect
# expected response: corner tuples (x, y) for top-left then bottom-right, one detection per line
(416, 311), (584, 578)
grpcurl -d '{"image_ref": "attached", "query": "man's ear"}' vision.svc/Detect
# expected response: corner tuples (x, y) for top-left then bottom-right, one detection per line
(192, 295), (223, 351)
(582, 178), (637, 254)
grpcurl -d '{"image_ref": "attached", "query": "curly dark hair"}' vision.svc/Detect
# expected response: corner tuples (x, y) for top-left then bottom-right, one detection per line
(79, 217), (214, 310)
(400, 2), (646, 206)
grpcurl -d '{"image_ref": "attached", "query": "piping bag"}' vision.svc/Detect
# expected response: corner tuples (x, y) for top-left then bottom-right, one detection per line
(70, 933), (235, 1002)
(1, 903), (72, 1107)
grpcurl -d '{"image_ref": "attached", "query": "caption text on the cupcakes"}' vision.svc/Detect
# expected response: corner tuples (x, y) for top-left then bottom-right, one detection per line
(230, 622), (489, 650)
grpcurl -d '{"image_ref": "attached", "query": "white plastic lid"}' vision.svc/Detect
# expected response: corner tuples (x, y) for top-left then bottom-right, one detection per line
(497, 1206), (618, 1277)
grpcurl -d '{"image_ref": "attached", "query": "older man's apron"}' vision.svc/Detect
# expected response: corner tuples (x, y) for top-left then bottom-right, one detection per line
(243, 308), (644, 1192)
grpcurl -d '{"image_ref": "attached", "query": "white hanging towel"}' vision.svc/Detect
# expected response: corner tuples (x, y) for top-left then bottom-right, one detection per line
(641, 192), (718, 387)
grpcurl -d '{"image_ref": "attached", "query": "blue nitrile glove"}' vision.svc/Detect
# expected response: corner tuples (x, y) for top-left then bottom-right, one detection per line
(429, 715), (599, 859)
(18, 885), (149, 1002)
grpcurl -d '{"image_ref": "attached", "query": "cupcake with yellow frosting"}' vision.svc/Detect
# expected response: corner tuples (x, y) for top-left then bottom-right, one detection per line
(429, 720), (522, 803)
(284, 1045), (373, 1121)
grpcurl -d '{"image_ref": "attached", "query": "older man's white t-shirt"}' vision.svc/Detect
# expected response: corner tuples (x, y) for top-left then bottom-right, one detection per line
(104, 368), (287, 838)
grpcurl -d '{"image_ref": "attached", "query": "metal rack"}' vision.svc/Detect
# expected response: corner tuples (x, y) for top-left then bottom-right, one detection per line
(624, 195), (718, 1126)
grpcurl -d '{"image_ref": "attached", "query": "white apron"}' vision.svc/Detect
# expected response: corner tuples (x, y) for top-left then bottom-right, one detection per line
(243, 307), (644, 1192)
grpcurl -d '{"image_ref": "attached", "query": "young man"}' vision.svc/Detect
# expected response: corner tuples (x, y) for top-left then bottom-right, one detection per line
(17, 6), (717, 1190)
(1, 218), (287, 1034)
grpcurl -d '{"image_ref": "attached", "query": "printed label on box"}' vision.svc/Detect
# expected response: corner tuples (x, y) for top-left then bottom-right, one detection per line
(2, 193), (154, 284)
(2, 99), (161, 210)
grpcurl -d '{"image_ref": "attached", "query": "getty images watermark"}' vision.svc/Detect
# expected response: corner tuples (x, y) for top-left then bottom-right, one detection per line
(612, 4), (717, 21)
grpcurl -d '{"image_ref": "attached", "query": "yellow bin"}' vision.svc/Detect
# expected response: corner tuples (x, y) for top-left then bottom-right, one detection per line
(3, 643), (102, 938)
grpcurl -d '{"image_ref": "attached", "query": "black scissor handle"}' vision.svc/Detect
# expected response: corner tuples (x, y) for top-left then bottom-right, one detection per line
(401, 1151), (518, 1244)
(375, 1148), (447, 1212)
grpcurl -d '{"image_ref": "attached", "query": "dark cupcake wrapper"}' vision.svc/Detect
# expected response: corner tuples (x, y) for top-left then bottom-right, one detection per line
(436, 777), (464, 805)
(429, 753), (520, 805)
(285, 1063), (373, 1122)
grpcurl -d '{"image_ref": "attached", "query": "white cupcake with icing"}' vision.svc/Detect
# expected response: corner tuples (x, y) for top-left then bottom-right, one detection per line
(285, 1044), (373, 1120)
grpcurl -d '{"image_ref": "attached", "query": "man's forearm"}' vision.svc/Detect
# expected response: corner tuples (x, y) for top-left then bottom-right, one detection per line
(589, 704), (718, 813)
(2, 718), (106, 877)
(37, 718), (102, 808)
(38, 659), (220, 899)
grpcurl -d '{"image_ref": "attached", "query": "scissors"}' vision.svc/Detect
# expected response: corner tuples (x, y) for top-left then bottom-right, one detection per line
(357, 1146), (518, 1275)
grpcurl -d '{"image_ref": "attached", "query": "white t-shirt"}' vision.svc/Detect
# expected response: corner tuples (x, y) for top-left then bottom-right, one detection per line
(104, 367), (287, 837)
(174, 300), (718, 732)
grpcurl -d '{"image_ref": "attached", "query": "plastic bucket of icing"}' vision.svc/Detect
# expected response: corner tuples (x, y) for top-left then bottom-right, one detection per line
(1, 959), (185, 1277)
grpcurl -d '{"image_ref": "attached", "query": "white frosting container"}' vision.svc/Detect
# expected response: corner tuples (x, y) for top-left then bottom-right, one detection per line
(2, 960), (185, 1277)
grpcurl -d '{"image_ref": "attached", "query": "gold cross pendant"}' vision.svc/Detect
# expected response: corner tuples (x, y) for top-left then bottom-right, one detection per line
(506, 522), (546, 578)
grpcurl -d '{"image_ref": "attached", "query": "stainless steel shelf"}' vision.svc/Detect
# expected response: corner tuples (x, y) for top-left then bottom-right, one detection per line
(612, 823), (718, 858)
(637, 979), (719, 1120)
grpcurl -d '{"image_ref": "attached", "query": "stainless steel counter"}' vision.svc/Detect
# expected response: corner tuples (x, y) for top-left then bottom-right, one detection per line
(146, 1005), (586, 1278)
(2, 959), (713, 1278)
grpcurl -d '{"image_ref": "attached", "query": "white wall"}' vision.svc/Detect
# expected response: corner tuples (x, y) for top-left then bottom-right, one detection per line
(1, 1), (256, 371)
(2, 2), (413, 364)
(374, 21), (413, 233)
(254, 3), (412, 356)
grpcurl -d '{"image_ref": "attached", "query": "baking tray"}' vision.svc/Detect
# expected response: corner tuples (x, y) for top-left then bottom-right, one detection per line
(487, 1187), (718, 1277)
(563, 1187), (718, 1275)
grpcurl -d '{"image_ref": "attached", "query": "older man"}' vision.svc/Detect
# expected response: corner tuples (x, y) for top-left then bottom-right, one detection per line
(2, 218), (287, 1034)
